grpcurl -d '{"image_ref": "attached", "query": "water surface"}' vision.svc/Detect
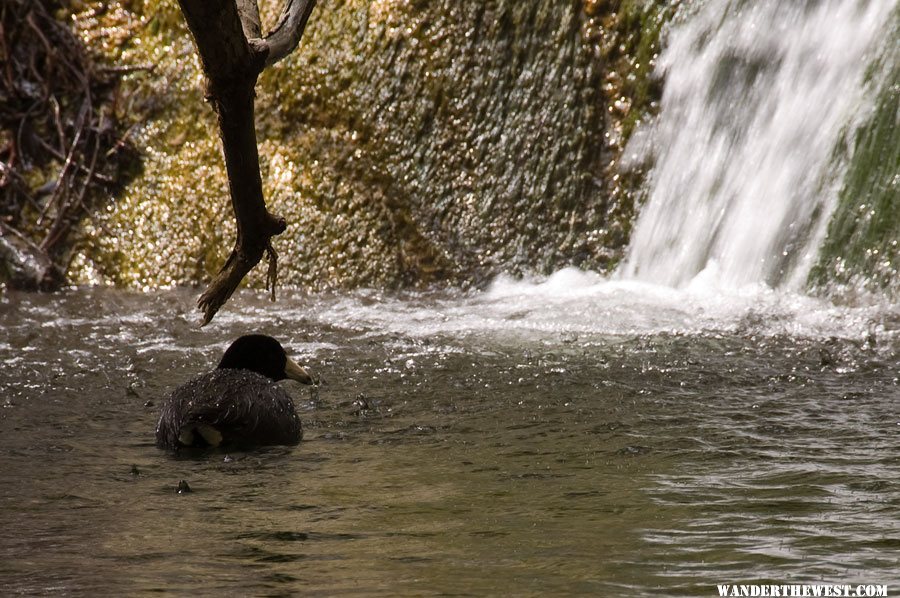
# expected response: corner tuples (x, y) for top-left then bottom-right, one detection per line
(1, 280), (898, 595)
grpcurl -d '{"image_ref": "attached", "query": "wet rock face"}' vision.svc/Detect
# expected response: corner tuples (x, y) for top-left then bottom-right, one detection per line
(810, 29), (900, 299)
(76, 0), (665, 289)
(259, 0), (616, 286)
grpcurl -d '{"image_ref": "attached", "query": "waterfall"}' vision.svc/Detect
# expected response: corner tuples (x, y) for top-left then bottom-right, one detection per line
(619, 0), (896, 290)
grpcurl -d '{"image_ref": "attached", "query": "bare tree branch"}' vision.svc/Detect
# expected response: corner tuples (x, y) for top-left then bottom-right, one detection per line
(177, 0), (257, 81)
(235, 0), (262, 40)
(263, 0), (316, 67)
(176, 0), (316, 324)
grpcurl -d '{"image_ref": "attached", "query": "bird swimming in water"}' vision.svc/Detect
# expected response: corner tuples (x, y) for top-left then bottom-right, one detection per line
(155, 335), (314, 451)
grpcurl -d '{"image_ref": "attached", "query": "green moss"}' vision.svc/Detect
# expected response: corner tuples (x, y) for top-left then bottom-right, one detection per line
(72, 0), (685, 289)
(582, 0), (680, 254)
(615, 0), (678, 140)
(810, 11), (899, 298)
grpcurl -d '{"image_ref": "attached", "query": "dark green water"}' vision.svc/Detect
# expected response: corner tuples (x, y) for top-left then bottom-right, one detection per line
(1, 283), (898, 595)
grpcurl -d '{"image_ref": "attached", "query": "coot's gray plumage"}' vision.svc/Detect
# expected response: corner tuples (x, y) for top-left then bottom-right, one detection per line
(156, 335), (314, 450)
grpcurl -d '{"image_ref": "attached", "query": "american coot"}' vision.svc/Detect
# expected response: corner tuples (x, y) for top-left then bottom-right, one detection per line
(155, 335), (314, 450)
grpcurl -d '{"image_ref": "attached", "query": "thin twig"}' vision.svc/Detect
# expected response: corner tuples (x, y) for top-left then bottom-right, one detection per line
(37, 98), (89, 226)
(35, 137), (114, 183)
(265, 240), (278, 301)
(50, 95), (66, 155)
(42, 131), (101, 253)
(97, 63), (157, 74)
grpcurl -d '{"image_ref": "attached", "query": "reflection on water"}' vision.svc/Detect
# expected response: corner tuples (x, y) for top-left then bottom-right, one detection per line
(0, 284), (898, 595)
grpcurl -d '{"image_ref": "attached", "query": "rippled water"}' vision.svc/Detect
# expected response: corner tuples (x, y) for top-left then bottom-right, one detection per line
(1, 279), (898, 595)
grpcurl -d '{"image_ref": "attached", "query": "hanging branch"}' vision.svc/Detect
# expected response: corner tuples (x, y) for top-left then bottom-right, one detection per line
(176, 0), (316, 326)
(263, 0), (317, 67)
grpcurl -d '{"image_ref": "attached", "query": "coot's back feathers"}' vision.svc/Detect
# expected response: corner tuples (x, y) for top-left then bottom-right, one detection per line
(156, 369), (302, 450)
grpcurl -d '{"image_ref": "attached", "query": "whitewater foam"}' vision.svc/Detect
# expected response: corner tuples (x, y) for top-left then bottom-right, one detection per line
(306, 268), (895, 344)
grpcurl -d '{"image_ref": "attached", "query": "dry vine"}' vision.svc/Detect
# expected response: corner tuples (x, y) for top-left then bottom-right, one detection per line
(0, 0), (137, 290)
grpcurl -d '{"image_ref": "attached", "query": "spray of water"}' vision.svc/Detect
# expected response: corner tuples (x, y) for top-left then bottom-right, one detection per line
(619, 0), (895, 290)
(253, 1), (900, 343)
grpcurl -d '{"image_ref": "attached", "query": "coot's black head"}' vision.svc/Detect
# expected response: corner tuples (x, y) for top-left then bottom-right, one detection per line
(217, 335), (314, 384)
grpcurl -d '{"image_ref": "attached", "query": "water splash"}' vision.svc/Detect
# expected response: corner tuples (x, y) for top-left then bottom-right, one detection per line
(306, 268), (895, 343)
(619, 0), (896, 290)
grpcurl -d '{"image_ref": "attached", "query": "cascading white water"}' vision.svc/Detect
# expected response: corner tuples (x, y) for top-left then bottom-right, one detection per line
(619, 0), (896, 290)
(214, 1), (897, 345)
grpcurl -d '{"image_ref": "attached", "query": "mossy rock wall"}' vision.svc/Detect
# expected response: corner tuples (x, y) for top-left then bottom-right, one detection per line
(810, 8), (900, 299)
(75, 0), (673, 290)
(58, 1), (899, 298)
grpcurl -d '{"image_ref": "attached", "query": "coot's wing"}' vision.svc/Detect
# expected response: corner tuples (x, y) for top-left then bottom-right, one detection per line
(156, 370), (302, 449)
